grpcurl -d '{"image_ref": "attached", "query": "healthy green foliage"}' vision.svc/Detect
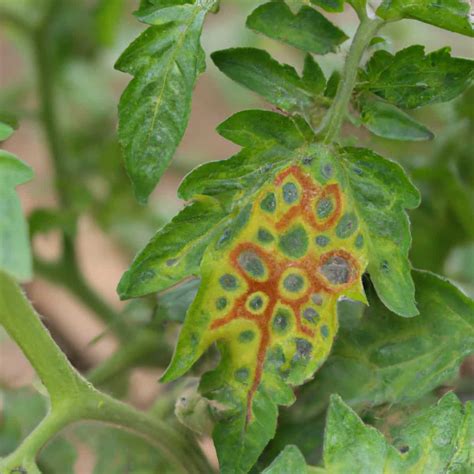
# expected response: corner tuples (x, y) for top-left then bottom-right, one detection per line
(262, 445), (312, 473)
(0, 148), (33, 281)
(377, 0), (474, 37)
(116, 0), (217, 203)
(322, 393), (473, 473)
(246, 1), (348, 54)
(356, 94), (434, 141)
(310, 0), (344, 13)
(211, 48), (326, 115)
(358, 46), (474, 109)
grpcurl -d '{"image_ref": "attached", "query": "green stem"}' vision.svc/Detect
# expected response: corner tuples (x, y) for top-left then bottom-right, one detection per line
(34, 256), (129, 341)
(87, 329), (161, 385)
(0, 271), (212, 473)
(318, 15), (383, 143)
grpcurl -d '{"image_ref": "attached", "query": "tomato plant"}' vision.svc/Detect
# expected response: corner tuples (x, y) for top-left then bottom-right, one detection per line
(0, 1), (473, 473)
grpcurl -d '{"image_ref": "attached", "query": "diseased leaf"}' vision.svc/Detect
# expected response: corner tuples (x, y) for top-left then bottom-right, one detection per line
(310, 0), (344, 13)
(298, 270), (474, 416)
(340, 147), (420, 316)
(357, 94), (434, 141)
(211, 48), (320, 114)
(116, 0), (216, 203)
(323, 393), (473, 473)
(358, 46), (474, 109)
(262, 445), (309, 473)
(246, 2), (348, 55)
(0, 150), (33, 281)
(118, 197), (226, 298)
(118, 106), (420, 470)
(377, 0), (474, 37)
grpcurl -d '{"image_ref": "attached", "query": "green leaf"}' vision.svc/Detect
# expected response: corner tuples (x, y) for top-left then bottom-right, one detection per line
(211, 48), (319, 114)
(377, 0), (474, 37)
(178, 110), (314, 201)
(0, 150), (33, 281)
(302, 54), (327, 96)
(246, 2), (348, 55)
(262, 445), (309, 473)
(358, 46), (474, 109)
(323, 393), (473, 473)
(340, 146), (420, 316)
(116, 1), (216, 203)
(310, 0), (344, 13)
(298, 270), (474, 416)
(117, 197), (226, 298)
(357, 94), (434, 141)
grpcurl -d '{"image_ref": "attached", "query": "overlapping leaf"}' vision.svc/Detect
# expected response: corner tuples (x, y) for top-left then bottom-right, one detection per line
(246, 1), (348, 54)
(377, 0), (474, 37)
(358, 46), (474, 109)
(116, 0), (216, 203)
(211, 48), (327, 115)
(295, 270), (474, 417)
(0, 146), (33, 282)
(356, 94), (434, 141)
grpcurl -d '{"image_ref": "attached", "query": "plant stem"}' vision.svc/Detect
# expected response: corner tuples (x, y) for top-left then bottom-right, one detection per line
(0, 271), (212, 473)
(318, 15), (383, 143)
(34, 256), (129, 341)
(87, 329), (162, 385)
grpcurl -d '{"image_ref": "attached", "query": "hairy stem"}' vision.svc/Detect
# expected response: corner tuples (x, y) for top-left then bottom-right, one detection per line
(318, 15), (383, 143)
(0, 271), (212, 473)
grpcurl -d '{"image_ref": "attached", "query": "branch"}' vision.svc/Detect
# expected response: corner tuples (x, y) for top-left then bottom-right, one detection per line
(318, 14), (383, 143)
(0, 271), (213, 473)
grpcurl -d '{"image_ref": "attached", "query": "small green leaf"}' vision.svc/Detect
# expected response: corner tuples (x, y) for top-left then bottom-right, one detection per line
(118, 197), (226, 298)
(262, 445), (309, 473)
(302, 54), (327, 96)
(323, 393), (473, 473)
(310, 0), (344, 13)
(116, 1), (216, 203)
(324, 71), (340, 98)
(299, 270), (474, 415)
(377, 0), (474, 37)
(0, 150), (33, 281)
(340, 146), (420, 316)
(357, 94), (434, 141)
(211, 48), (318, 114)
(246, 2), (348, 54)
(359, 45), (474, 109)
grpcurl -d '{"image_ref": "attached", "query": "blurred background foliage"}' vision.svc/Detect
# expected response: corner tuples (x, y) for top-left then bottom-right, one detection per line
(0, 0), (473, 471)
